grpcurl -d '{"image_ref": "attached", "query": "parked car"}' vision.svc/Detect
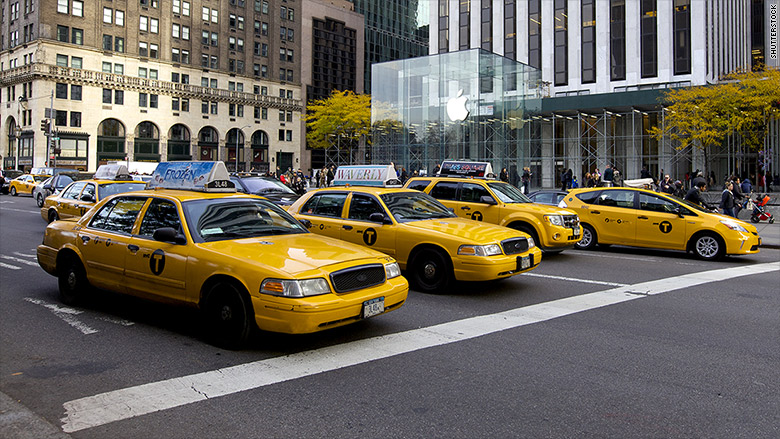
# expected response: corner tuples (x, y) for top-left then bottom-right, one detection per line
(230, 174), (301, 206)
(8, 173), (51, 196)
(1, 169), (23, 194)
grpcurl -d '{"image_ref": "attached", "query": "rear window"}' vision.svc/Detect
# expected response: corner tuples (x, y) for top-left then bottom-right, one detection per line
(405, 180), (431, 192)
(429, 182), (458, 200)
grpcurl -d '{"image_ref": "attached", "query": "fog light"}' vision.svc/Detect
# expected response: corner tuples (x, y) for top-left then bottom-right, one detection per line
(553, 233), (561, 241)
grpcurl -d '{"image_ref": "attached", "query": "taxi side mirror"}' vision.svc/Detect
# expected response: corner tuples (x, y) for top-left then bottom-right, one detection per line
(153, 227), (186, 245)
(369, 212), (392, 224)
(80, 193), (95, 202)
(43, 183), (53, 190)
(672, 207), (684, 218)
(479, 195), (497, 205)
(298, 218), (313, 229)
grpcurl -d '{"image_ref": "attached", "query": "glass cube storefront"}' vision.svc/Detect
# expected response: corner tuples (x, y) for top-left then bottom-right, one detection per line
(371, 49), (541, 180)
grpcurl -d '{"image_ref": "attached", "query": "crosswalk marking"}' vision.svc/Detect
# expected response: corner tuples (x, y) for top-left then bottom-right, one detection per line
(13, 251), (36, 258)
(60, 261), (780, 433)
(24, 298), (98, 335)
(0, 255), (39, 267)
(0, 262), (21, 270)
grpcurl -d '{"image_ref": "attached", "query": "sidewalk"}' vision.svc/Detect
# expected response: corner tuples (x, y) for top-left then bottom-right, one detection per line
(754, 221), (780, 249)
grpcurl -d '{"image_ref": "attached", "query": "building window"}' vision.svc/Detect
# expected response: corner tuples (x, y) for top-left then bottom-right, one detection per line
(103, 35), (113, 51)
(459, 0), (470, 50)
(71, 57), (82, 69)
(57, 25), (69, 43)
(102, 62), (112, 73)
(57, 0), (67, 14)
(115, 37), (124, 53)
(673, 0), (691, 75)
(138, 67), (148, 78)
(70, 112), (81, 127)
(104, 7), (113, 23)
(71, 85), (82, 101)
(529, 0), (541, 69)
(641, 0), (658, 78)
(173, 24), (180, 39)
(103, 88), (112, 104)
(150, 44), (159, 58)
(56, 54), (68, 67)
(140, 16), (148, 32)
(139, 93), (148, 107)
(115, 64), (124, 75)
(56, 83), (68, 99)
(115, 90), (124, 105)
(553, 0), (568, 86)
(503, 0), (516, 60)
(150, 95), (158, 108)
(72, 0), (83, 17)
(71, 28), (83, 45)
(581, 0), (596, 83)
(116, 10), (125, 26)
(172, 48), (180, 63)
(139, 42), (148, 57)
(55, 110), (68, 127)
(480, 0), (492, 51)
(610, 0), (626, 81)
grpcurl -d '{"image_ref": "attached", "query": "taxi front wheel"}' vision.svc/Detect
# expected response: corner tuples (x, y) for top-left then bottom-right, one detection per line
(204, 282), (253, 349)
(58, 256), (89, 305)
(691, 233), (725, 261)
(10, 187), (17, 196)
(574, 224), (597, 250)
(36, 193), (44, 207)
(409, 249), (452, 293)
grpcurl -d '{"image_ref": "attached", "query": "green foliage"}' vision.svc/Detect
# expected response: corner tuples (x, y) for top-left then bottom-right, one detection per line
(652, 68), (780, 151)
(305, 90), (371, 149)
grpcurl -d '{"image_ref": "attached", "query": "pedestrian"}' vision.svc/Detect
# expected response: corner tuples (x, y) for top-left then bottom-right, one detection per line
(731, 176), (745, 217)
(659, 174), (674, 194)
(571, 175), (579, 189)
(720, 182), (736, 218)
(684, 180), (712, 210)
(741, 176), (752, 196)
(640, 165), (652, 180)
(327, 165), (335, 186)
(319, 166), (328, 188)
(433, 164), (441, 176)
(499, 167), (509, 182)
(612, 166), (622, 187)
(692, 172), (706, 189)
(602, 164), (614, 187)
(521, 167), (531, 194)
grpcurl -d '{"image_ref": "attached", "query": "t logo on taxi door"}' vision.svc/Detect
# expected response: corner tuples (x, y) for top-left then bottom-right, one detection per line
(150, 249), (166, 275)
(471, 211), (483, 221)
(363, 228), (377, 246)
(659, 221), (673, 234)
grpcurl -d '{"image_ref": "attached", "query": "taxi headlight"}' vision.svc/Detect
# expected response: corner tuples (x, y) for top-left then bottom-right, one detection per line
(260, 278), (331, 297)
(384, 262), (401, 279)
(458, 244), (503, 256)
(544, 214), (564, 226)
(720, 220), (748, 233)
(527, 237), (536, 248)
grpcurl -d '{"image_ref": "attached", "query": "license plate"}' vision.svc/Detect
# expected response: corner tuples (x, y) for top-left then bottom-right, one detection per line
(519, 255), (531, 270)
(573, 227), (580, 236)
(362, 297), (385, 318)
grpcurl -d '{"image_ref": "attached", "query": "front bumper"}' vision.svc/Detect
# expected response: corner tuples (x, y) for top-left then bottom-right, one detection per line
(251, 276), (409, 334)
(726, 231), (762, 255)
(452, 247), (542, 281)
(539, 226), (582, 250)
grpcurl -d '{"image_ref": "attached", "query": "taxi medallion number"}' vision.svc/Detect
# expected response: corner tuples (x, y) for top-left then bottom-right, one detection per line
(362, 297), (385, 319)
(573, 227), (580, 236)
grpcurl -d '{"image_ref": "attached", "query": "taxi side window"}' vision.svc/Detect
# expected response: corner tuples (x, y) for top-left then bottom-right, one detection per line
(597, 190), (635, 208)
(139, 199), (182, 237)
(82, 184), (96, 199)
(301, 193), (347, 218)
(459, 183), (491, 203)
(90, 197), (147, 234)
(430, 182), (458, 200)
(406, 180), (431, 192)
(62, 182), (87, 200)
(348, 194), (385, 221)
(639, 193), (677, 213)
(574, 191), (600, 204)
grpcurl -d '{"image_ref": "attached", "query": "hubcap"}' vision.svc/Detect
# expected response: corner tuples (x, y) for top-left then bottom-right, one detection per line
(220, 305), (232, 321)
(67, 271), (77, 289)
(697, 237), (718, 258)
(579, 230), (592, 247)
(423, 262), (436, 279)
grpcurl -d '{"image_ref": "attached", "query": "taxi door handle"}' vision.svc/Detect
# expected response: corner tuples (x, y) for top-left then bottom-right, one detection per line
(461, 206), (471, 210)
(591, 210), (601, 214)
(80, 236), (90, 243)
(638, 215), (649, 220)
(127, 244), (140, 253)
(342, 225), (353, 230)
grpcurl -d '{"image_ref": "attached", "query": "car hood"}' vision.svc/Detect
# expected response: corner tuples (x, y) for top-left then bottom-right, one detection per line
(402, 217), (525, 243)
(197, 233), (385, 276)
(504, 202), (575, 216)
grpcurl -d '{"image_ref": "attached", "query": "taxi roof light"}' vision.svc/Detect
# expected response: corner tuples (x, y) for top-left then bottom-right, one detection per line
(332, 165), (402, 187)
(437, 161), (495, 179)
(93, 164), (133, 181)
(147, 161), (236, 192)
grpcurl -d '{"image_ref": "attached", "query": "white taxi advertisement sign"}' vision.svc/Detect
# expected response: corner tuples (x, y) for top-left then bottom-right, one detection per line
(149, 161), (235, 192)
(93, 164), (130, 180)
(438, 161), (494, 178)
(333, 165), (401, 187)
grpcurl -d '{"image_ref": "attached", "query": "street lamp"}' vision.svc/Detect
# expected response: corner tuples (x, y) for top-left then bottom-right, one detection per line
(235, 125), (251, 172)
(13, 125), (22, 171)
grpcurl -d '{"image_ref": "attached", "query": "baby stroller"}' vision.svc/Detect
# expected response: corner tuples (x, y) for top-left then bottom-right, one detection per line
(747, 194), (774, 224)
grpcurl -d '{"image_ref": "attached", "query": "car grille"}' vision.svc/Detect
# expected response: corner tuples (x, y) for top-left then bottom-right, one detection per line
(501, 237), (529, 255)
(563, 214), (580, 229)
(330, 264), (386, 294)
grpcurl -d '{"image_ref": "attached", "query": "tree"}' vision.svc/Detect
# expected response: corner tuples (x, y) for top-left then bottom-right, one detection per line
(305, 90), (371, 150)
(652, 68), (780, 153)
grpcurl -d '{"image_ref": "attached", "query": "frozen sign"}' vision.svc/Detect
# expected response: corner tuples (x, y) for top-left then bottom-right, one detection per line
(333, 165), (400, 187)
(148, 161), (235, 192)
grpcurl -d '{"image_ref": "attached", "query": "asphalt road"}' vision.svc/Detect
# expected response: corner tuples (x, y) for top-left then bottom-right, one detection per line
(1, 193), (779, 438)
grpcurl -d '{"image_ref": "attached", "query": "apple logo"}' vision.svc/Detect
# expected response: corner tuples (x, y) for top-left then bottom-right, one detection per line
(446, 89), (469, 122)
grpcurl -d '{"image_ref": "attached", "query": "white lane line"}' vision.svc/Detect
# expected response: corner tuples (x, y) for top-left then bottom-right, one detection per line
(523, 272), (628, 287)
(60, 262), (780, 433)
(0, 207), (40, 214)
(96, 316), (135, 326)
(1, 255), (39, 267)
(0, 262), (21, 270)
(13, 251), (36, 258)
(24, 298), (98, 335)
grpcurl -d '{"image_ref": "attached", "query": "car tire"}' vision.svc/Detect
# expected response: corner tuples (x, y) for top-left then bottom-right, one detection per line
(36, 193), (44, 207)
(409, 248), (452, 293)
(58, 256), (90, 305)
(48, 210), (59, 223)
(691, 233), (725, 261)
(204, 282), (253, 349)
(574, 224), (597, 250)
(10, 187), (17, 196)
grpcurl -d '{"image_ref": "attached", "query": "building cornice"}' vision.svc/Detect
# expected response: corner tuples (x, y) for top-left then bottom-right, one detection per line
(0, 63), (303, 112)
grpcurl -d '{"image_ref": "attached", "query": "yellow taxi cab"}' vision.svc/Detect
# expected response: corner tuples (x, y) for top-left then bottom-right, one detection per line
(41, 164), (146, 223)
(287, 165), (542, 293)
(9, 173), (50, 196)
(36, 161), (408, 348)
(405, 161), (581, 254)
(560, 186), (761, 260)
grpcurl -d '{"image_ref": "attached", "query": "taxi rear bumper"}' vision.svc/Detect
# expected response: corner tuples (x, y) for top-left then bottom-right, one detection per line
(453, 247), (542, 281)
(251, 276), (409, 334)
(37, 244), (58, 276)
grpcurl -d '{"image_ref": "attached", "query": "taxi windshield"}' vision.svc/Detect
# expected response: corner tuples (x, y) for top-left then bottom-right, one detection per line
(380, 191), (456, 223)
(183, 198), (307, 242)
(487, 182), (532, 203)
(98, 182), (148, 199)
(33, 175), (49, 183)
(673, 196), (710, 214)
(240, 177), (296, 195)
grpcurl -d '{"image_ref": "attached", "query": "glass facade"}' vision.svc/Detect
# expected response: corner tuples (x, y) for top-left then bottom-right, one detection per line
(371, 49), (540, 176)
